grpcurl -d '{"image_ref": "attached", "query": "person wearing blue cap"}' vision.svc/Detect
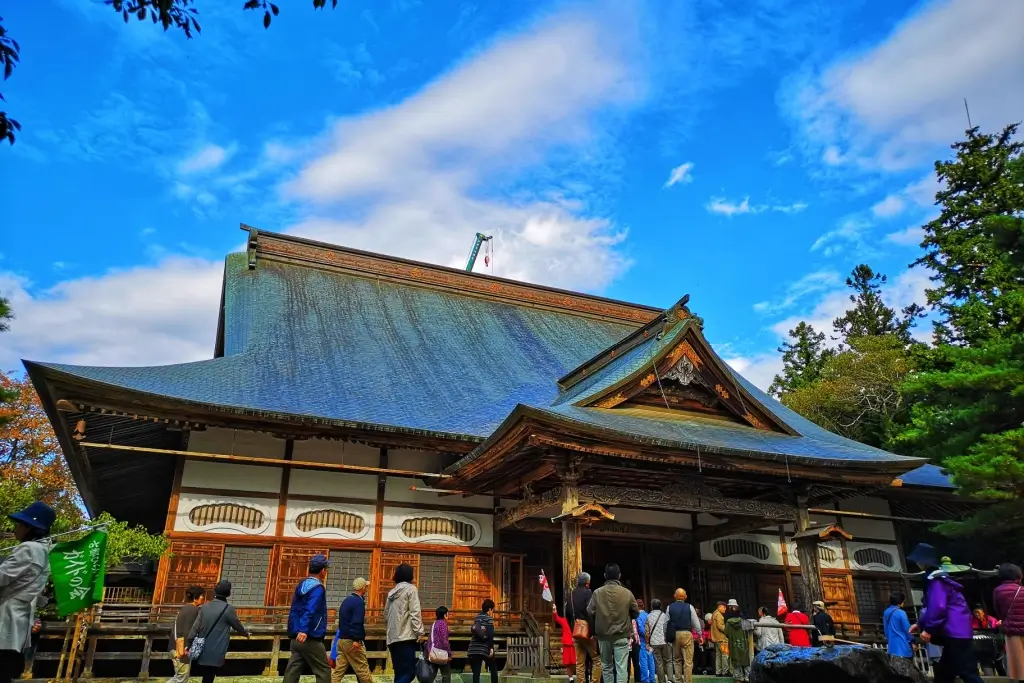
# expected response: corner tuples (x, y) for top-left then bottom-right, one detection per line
(283, 553), (331, 683)
(1, 501), (56, 683)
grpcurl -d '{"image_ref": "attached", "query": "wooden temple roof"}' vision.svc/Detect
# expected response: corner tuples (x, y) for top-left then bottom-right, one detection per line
(23, 226), (948, 523)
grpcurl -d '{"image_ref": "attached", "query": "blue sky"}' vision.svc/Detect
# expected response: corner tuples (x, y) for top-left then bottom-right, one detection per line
(1, 0), (1022, 389)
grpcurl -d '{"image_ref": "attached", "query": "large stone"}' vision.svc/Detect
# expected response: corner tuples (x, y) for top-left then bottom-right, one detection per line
(750, 644), (927, 683)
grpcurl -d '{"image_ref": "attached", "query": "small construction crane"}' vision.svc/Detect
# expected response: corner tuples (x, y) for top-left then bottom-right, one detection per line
(465, 232), (493, 272)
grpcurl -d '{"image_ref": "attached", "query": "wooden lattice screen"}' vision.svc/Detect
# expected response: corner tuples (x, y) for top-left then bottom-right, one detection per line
(822, 574), (860, 628)
(377, 552), (420, 609)
(272, 545), (329, 606)
(453, 555), (492, 612)
(160, 542), (224, 604)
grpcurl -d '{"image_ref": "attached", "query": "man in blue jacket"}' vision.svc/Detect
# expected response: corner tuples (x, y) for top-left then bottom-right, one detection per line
(283, 554), (331, 683)
(329, 577), (373, 683)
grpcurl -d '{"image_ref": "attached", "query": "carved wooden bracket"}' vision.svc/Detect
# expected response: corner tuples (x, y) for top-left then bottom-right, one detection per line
(494, 487), (563, 530)
(792, 523), (853, 544)
(552, 503), (615, 526)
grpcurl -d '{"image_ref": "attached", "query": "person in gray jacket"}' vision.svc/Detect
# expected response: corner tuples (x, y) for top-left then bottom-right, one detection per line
(383, 563), (424, 683)
(187, 581), (249, 683)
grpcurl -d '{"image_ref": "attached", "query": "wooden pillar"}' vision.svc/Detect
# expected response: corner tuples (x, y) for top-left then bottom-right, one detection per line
(561, 483), (582, 608)
(794, 495), (824, 609)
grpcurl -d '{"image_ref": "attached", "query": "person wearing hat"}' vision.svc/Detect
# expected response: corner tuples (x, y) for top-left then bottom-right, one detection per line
(329, 577), (372, 683)
(810, 601), (835, 646)
(186, 580), (249, 683)
(722, 599), (749, 682)
(0, 501), (55, 683)
(906, 543), (983, 683)
(284, 554), (332, 683)
(710, 601), (729, 677)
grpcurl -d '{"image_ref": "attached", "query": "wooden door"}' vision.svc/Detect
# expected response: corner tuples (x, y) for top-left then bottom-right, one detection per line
(754, 572), (788, 615)
(160, 542), (224, 604)
(822, 574), (859, 631)
(494, 554), (525, 613)
(454, 555), (493, 613)
(272, 545), (329, 606)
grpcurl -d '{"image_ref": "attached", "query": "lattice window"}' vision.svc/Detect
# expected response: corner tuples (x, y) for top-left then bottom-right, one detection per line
(378, 552), (420, 608)
(852, 548), (897, 570)
(730, 571), (758, 617)
(853, 577), (904, 626)
(189, 503), (266, 529)
(713, 538), (770, 561)
(818, 545), (839, 563)
(162, 542), (223, 604)
(454, 555), (492, 612)
(401, 517), (477, 544)
(792, 575), (807, 612)
(296, 510), (366, 535)
(220, 546), (271, 607)
(325, 550), (372, 609)
(418, 554), (455, 611)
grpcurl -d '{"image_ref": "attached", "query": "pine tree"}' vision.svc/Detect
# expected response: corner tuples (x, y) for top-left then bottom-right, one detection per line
(915, 124), (1024, 345)
(768, 322), (834, 397)
(832, 264), (923, 344)
(895, 125), (1024, 539)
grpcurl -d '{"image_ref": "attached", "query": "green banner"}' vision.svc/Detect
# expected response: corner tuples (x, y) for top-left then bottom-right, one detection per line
(50, 530), (108, 617)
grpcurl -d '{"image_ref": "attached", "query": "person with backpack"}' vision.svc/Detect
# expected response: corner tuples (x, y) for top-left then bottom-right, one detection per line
(645, 599), (672, 683)
(665, 589), (703, 683)
(283, 554), (331, 683)
(567, 572), (601, 683)
(468, 599), (497, 683)
(907, 543), (984, 683)
(186, 581), (249, 683)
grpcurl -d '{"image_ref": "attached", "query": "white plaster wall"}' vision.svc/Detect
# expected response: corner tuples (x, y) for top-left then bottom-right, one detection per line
(283, 500), (376, 540)
(700, 533), (785, 565)
(381, 506), (493, 548)
(188, 427), (287, 459)
(837, 497), (896, 540)
(846, 542), (903, 572)
(384, 478), (492, 509)
(174, 492), (276, 536)
(289, 469), (377, 501)
(181, 460), (283, 493)
(607, 508), (693, 529)
(786, 538), (846, 570)
(292, 439), (380, 466)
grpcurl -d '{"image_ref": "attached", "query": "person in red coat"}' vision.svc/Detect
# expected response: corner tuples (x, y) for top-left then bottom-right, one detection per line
(552, 605), (578, 682)
(780, 608), (811, 647)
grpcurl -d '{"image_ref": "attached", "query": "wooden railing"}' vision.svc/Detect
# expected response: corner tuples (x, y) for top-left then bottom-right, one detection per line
(24, 607), (528, 681)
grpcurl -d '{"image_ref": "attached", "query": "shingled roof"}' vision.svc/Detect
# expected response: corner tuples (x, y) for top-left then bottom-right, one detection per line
(26, 228), (931, 480)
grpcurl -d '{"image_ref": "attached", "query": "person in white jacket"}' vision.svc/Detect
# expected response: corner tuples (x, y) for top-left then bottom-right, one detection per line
(753, 606), (784, 652)
(0, 502), (55, 683)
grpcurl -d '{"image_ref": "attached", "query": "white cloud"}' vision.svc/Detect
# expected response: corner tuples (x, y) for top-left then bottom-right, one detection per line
(279, 10), (641, 291)
(724, 354), (783, 393)
(0, 257), (222, 371)
(872, 194), (906, 219)
(664, 161), (694, 187)
(784, 0), (1024, 171)
(707, 197), (808, 218)
(178, 143), (236, 175)
(753, 270), (841, 315)
(886, 225), (925, 247)
(810, 215), (872, 256)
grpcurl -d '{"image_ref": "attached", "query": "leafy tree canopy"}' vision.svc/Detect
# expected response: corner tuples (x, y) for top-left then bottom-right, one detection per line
(1, 0), (339, 145)
(832, 264), (923, 345)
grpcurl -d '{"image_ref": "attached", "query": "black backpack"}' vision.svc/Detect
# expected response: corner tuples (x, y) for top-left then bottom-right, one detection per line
(471, 617), (489, 641)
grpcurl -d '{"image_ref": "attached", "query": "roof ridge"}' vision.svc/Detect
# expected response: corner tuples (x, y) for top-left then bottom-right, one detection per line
(241, 224), (661, 326)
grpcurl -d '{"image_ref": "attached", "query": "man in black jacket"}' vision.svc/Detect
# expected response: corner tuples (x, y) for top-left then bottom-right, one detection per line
(566, 572), (601, 683)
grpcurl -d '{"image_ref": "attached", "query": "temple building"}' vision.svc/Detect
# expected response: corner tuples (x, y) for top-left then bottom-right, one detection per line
(26, 226), (969, 633)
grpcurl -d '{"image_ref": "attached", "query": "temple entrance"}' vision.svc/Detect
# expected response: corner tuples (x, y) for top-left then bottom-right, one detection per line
(582, 538), (646, 596)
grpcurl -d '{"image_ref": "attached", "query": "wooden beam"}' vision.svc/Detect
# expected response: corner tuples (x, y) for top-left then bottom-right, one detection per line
(494, 487), (563, 530)
(493, 462), (557, 496)
(807, 507), (950, 525)
(508, 517), (693, 543)
(577, 483), (796, 520)
(794, 494), (825, 609)
(78, 441), (450, 479)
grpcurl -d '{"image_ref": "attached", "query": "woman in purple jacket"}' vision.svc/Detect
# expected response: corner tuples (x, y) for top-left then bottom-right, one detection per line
(993, 563), (1024, 682)
(429, 607), (453, 683)
(906, 544), (983, 683)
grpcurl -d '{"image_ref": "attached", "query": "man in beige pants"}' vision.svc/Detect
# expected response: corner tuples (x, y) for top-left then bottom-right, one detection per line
(329, 578), (373, 683)
(667, 589), (704, 683)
